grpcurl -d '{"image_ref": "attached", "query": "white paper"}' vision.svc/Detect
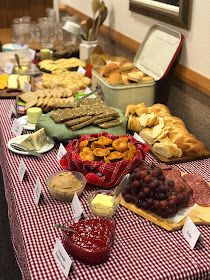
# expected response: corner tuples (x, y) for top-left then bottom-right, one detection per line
(133, 132), (145, 143)
(5, 62), (14, 74)
(77, 66), (86, 75)
(23, 81), (32, 92)
(18, 159), (26, 182)
(28, 48), (36, 59)
(53, 238), (72, 278)
(57, 143), (67, 162)
(34, 178), (42, 206)
(85, 87), (92, 95)
(182, 216), (201, 249)
(71, 193), (83, 222)
(11, 119), (24, 136)
(8, 104), (17, 119)
(167, 204), (197, 224)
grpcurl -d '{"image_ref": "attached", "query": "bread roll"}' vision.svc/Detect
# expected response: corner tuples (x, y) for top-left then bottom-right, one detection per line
(102, 63), (120, 77)
(107, 72), (123, 85)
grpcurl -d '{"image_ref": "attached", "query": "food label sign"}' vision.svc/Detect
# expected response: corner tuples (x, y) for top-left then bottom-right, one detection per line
(71, 193), (83, 222)
(18, 159), (27, 182)
(34, 177), (42, 206)
(56, 143), (67, 162)
(182, 216), (201, 249)
(53, 238), (72, 277)
(11, 119), (23, 136)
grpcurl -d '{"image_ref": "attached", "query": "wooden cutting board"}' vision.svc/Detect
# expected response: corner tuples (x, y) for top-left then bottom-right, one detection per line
(120, 179), (210, 231)
(149, 146), (210, 164)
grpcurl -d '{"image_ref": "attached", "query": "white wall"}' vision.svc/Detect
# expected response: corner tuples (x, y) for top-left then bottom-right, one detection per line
(60, 0), (210, 78)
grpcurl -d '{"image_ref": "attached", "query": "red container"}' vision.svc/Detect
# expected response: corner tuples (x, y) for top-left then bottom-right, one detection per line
(63, 217), (115, 265)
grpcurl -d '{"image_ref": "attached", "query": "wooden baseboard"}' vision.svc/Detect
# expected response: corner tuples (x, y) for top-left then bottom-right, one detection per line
(60, 4), (210, 97)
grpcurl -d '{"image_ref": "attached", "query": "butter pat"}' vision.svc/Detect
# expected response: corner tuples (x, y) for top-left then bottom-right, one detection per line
(27, 107), (42, 124)
(90, 193), (118, 216)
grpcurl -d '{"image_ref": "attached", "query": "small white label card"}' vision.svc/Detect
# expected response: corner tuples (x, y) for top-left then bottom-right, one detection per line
(56, 143), (67, 162)
(182, 216), (201, 249)
(18, 159), (27, 182)
(77, 66), (86, 75)
(5, 62), (14, 74)
(85, 87), (92, 95)
(71, 193), (83, 222)
(53, 238), (73, 278)
(11, 118), (24, 136)
(23, 81), (32, 92)
(8, 104), (17, 119)
(28, 48), (36, 59)
(133, 132), (145, 143)
(34, 177), (42, 206)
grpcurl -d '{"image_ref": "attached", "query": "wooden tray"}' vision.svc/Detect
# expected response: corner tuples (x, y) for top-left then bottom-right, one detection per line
(120, 196), (210, 231)
(0, 90), (21, 99)
(0, 77), (36, 99)
(149, 146), (210, 164)
(120, 177), (210, 231)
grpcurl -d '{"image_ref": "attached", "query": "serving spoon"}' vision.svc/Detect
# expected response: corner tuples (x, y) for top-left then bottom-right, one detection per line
(15, 54), (22, 69)
(54, 224), (77, 233)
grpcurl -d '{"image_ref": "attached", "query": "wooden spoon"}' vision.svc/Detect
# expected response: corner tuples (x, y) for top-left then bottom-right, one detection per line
(94, 4), (108, 40)
(88, 0), (101, 40)
(92, 0), (101, 19)
(81, 18), (93, 40)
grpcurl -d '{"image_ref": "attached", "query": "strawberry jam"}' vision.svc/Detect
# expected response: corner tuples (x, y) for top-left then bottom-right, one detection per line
(63, 217), (115, 265)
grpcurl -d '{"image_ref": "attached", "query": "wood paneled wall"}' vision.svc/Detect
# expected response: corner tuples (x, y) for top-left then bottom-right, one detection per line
(0, 0), (53, 28)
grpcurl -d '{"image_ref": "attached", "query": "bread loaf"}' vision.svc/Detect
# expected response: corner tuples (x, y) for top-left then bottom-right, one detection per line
(125, 102), (209, 158)
(153, 141), (182, 159)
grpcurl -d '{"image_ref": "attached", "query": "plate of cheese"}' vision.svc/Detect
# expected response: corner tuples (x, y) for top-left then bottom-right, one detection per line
(7, 128), (54, 155)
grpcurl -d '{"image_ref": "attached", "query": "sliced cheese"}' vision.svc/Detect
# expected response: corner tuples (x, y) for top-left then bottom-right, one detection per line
(18, 75), (30, 90)
(8, 74), (18, 89)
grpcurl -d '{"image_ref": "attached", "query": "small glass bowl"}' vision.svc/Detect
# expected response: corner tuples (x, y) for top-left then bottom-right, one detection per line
(46, 171), (86, 202)
(88, 190), (120, 218)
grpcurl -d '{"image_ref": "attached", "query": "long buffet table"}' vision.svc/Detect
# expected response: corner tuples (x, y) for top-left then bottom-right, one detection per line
(0, 99), (210, 280)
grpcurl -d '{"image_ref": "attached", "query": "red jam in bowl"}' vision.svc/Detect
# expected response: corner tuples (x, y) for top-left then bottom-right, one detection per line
(63, 217), (115, 265)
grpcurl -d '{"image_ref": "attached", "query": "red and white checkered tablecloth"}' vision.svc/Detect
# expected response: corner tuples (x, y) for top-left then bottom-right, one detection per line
(0, 99), (210, 280)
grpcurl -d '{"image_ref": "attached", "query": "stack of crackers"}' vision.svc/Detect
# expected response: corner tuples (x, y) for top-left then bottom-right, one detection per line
(19, 88), (75, 113)
(51, 97), (122, 131)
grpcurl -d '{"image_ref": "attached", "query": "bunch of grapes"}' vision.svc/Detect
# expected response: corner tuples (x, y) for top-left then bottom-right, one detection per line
(122, 163), (191, 218)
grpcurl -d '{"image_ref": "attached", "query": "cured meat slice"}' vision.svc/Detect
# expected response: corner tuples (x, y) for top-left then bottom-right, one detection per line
(183, 173), (210, 207)
(162, 169), (181, 178)
(158, 163), (172, 170)
(162, 169), (194, 207)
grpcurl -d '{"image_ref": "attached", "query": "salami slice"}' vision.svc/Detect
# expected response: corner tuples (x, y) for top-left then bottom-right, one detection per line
(183, 173), (210, 206)
(162, 169), (195, 207)
(158, 163), (172, 170)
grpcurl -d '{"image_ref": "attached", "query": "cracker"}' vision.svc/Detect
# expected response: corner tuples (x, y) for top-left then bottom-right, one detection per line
(98, 118), (122, 129)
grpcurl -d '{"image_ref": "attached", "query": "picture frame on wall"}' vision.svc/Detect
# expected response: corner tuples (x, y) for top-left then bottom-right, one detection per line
(129, 0), (191, 29)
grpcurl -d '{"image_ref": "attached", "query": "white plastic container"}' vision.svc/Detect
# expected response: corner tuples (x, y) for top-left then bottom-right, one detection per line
(92, 25), (183, 112)
(80, 40), (98, 62)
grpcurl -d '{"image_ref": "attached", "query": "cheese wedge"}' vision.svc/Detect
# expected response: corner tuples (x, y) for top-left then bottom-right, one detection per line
(20, 128), (48, 151)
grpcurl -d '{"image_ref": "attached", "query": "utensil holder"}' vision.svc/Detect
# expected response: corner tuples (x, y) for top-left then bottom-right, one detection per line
(79, 40), (98, 62)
